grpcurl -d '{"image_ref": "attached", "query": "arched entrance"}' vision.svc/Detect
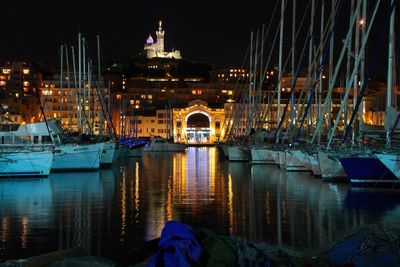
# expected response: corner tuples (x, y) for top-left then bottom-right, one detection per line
(186, 111), (211, 143)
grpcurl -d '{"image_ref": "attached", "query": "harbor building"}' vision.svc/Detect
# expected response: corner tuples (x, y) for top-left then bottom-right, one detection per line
(0, 61), (41, 123)
(39, 75), (108, 135)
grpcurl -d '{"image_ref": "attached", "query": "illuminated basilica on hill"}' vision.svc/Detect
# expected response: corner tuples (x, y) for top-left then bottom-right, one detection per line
(144, 21), (182, 60)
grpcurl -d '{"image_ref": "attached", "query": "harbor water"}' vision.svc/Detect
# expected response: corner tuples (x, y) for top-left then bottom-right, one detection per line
(0, 147), (399, 262)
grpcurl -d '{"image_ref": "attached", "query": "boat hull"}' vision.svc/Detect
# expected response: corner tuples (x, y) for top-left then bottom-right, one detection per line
(0, 150), (53, 177)
(52, 143), (101, 171)
(143, 144), (187, 152)
(376, 153), (400, 178)
(318, 152), (347, 182)
(100, 141), (117, 166)
(309, 155), (322, 177)
(250, 147), (277, 164)
(285, 150), (312, 172)
(227, 145), (249, 162)
(339, 157), (399, 187)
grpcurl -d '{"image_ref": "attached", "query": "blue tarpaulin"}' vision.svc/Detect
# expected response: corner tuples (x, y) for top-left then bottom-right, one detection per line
(147, 221), (203, 267)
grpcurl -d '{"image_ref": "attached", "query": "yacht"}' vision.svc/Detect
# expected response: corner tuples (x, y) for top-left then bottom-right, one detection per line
(143, 137), (187, 152)
(0, 120), (101, 171)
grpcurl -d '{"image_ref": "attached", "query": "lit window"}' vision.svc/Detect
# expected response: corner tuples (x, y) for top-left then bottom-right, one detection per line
(135, 100), (140, 104)
(192, 90), (197, 95)
(116, 94), (121, 99)
(228, 90), (233, 95)
(15, 93), (19, 98)
(0, 81), (6, 86)
(2, 69), (11, 74)
(23, 69), (30, 75)
(130, 100), (134, 105)
(222, 90), (227, 93)
(148, 95), (152, 99)
(141, 95), (146, 99)
(42, 90), (52, 95)
(23, 81), (29, 86)
(197, 90), (202, 95)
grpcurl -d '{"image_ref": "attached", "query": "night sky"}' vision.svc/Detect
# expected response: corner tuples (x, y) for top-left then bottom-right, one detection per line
(1, 0), (283, 67)
(1, 0), (397, 74)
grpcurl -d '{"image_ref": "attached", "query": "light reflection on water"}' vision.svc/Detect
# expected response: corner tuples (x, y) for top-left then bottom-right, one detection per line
(0, 147), (400, 262)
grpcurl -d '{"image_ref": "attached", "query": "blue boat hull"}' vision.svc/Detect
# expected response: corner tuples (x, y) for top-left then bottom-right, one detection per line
(339, 157), (400, 188)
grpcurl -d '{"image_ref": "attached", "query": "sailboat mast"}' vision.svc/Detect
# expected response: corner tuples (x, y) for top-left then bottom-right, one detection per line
(65, 45), (72, 132)
(60, 45), (63, 123)
(359, 0), (366, 139)
(248, 31), (253, 136)
(291, 0), (296, 127)
(318, 1), (324, 145)
(386, 0), (395, 146)
(97, 35), (104, 136)
(328, 0), (336, 135)
(353, 0), (361, 145)
(88, 60), (91, 134)
(78, 33), (82, 133)
(71, 46), (79, 132)
(344, 0), (355, 142)
(308, 0), (315, 133)
(82, 37), (87, 134)
(276, 0), (285, 143)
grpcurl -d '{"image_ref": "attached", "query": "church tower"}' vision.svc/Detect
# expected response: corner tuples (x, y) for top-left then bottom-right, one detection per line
(156, 20), (165, 53)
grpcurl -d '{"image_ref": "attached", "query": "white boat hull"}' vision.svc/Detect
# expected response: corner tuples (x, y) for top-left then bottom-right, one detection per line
(52, 143), (101, 171)
(250, 147), (277, 164)
(285, 150), (312, 172)
(309, 155), (322, 176)
(100, 141), (117, 165)
(0, 150), (53, 177)
(227, 145), (249, 162)
(376, 153), (400, 178)
(317, 152), (347, 182)
(278, 151), (286, 169)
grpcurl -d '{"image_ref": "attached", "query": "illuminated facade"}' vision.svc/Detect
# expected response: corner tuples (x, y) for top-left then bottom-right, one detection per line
(173, 100), (225, 143)
(0, 61), (40, 123)
(40, 77), (107, 134)
(144, 21), (182, 59)
(122, 100), (225, 143)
